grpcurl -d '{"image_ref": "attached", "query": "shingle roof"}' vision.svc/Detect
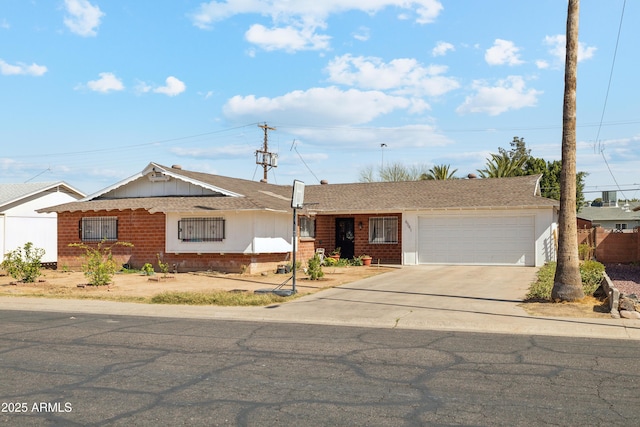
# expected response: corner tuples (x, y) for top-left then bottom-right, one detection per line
(577, 203), (640, 222)
(304, 174), (558, 213)
(41, 163), (558, 214)
(0, 182), (85, 210)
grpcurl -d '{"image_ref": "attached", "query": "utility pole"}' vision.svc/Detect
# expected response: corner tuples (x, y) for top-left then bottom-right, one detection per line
(256, 123), (278, 182)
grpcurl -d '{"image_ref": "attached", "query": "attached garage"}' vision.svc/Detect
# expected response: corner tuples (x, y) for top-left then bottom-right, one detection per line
(417, 214), (536, 266)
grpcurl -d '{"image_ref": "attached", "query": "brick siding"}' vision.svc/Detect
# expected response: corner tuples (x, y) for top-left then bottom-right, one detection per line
(307, 213), (402, 264)
(57, 210), (290, 274)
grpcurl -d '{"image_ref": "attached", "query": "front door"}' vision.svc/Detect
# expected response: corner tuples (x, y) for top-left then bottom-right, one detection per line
(335, 218), (355, 260)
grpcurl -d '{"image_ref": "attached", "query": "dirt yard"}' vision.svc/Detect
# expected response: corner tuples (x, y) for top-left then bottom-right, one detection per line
(519, 298), (612, 319)
(0, 265), (396, 301)
(0, 266), (614, 319)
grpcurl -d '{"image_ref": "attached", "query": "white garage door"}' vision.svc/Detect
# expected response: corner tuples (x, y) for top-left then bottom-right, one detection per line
(418, 215), (535, 266)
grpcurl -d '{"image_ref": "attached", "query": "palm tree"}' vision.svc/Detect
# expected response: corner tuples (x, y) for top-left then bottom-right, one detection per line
(552, 0), (583, 302)
(420, 164), (458, 180)
(477, 153), (526, 178)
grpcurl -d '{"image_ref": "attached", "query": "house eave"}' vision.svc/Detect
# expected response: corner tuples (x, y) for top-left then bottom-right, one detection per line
(308, 204), (557, 215)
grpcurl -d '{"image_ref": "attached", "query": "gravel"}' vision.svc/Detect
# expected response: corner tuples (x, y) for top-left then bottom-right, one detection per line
(605, 264), (640, 296)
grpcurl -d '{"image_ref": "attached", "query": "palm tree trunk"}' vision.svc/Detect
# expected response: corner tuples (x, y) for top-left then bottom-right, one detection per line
(552, 0), (584, 301)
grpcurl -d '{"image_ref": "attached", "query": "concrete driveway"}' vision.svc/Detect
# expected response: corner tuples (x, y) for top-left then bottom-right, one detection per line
(271, 264), (538, 329)
(2, 265), (640, 339)
(262, 265), (640, 339)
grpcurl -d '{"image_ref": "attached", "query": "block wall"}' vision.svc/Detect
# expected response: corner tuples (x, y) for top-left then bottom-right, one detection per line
(577, 227), (639, 264)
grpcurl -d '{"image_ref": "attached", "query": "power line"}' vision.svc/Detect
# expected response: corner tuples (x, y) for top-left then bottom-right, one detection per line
(8, 123), (259, 160)
(595, 0), (628, 199)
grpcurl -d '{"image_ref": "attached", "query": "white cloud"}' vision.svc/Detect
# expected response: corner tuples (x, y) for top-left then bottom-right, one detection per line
(245, 23), (330, 52)
(432, 41), (454, 57)
(544, 34), (597, 63)
(190, 0), (443, 51)
(0, 59), (47, 76)
(325, 54), (459, 97)
(456, 76), (542, 116)
(1, 19), (9, 29)
(81, 72), (124, 93)
(135, 76), (187, 96)
(153, 76), (186, 96)
(223, 86), (417, 125)
(353, 26), (370, 42)
(485, 39), (524, 66)
(535, 60), (549, 69)
(63, 0), (104, 37)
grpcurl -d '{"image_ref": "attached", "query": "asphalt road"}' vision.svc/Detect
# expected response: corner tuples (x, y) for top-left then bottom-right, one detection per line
(1, 310), (639, 426)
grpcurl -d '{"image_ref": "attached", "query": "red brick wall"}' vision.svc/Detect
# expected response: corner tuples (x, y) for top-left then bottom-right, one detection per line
(298, 239), (317, 264)
(576, 227), (639, 264)
(307, 213), (402, 264)
(58, 210), (290, 274)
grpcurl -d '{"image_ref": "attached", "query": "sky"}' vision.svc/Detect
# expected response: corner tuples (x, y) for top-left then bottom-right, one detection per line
(1, 0), (639, 200)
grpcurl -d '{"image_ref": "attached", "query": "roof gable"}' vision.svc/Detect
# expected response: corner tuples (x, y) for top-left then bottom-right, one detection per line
(83, 162), (245, 200)
(0, 182), (85, 210)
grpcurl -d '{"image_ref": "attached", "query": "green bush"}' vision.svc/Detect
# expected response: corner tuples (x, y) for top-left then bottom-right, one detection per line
(580, 260), (605, 294)
(157, 254), (170, 277)
(1, 242), (45, 283)
(142, 263), (155, 276)
(526, 260), (605, 300)
(323, 256), (337, 266)
(70, 240), (133, 286)
(307, 253), (324, 280)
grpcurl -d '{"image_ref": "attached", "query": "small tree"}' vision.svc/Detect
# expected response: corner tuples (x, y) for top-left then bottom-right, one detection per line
(69, 240), (133, 286)
(420, 164), (458, 180)
(157, 253), (170, 278)
(307, 253), (324, 280)
(1, 242), (45, 283)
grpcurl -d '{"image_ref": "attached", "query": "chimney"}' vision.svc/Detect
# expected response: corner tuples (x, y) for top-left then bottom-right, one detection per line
(172, 164), (182, 170)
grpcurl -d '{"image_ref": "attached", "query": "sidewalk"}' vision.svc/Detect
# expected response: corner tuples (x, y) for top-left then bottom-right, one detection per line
(2, 265), (640, 340)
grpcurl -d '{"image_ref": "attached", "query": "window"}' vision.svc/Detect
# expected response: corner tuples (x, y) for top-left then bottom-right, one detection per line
(369, 216), (398, 244)
(178, 217), (225, 242)
(615, 223), (628, 231)
(80, 217), (118, 241)
(299, 216), (315, 238)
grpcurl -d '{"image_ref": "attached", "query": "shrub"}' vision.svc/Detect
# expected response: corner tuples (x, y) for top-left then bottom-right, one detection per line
(157, 254), (170, 277)
(142, 263), (155, 276)
(1, 242), (45, 283)
(323, 257), (337, 266)
(526, 260), (606, 300)
(69, 240), (133, 286)
(580, 260), (605, 294)
(307, 253), (324, 280)
(578, 243), (593, 260)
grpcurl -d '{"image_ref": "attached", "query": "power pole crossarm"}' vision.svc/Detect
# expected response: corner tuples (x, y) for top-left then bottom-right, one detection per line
(256, 123), (277, 182)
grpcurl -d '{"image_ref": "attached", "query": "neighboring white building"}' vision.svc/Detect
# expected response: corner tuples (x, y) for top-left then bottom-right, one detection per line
(0, 182), (85, 264)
